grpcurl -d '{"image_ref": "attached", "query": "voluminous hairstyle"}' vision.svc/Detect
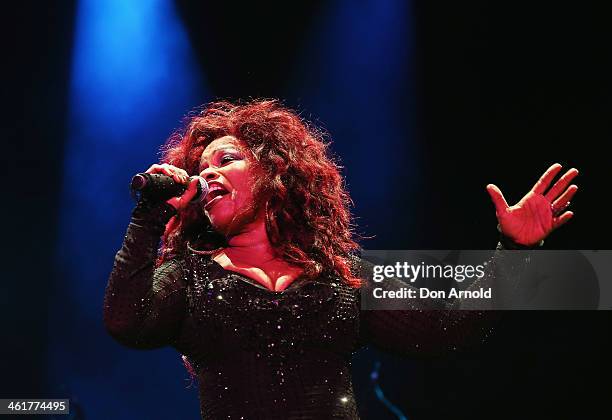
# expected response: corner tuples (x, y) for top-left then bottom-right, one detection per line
(159, 99), (361, 287)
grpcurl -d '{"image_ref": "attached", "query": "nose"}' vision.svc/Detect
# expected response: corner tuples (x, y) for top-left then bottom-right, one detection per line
(200, 167), (220, 182)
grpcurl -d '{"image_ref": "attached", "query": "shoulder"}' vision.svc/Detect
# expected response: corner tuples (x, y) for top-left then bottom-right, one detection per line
(345, 251), (376, 287)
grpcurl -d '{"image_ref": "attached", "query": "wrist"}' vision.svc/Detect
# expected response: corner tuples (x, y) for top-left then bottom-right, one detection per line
(497, 224), (544, 249)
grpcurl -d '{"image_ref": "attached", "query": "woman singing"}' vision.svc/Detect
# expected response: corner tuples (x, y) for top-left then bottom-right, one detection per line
(104, 99), (578, 419)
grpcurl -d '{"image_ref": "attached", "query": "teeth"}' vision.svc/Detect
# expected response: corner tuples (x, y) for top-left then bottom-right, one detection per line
(209, 185), (226, 193)
(205, 187), (228, 204)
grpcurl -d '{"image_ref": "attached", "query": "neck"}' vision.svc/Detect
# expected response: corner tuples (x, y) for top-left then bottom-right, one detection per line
(224, 218), (278, 265)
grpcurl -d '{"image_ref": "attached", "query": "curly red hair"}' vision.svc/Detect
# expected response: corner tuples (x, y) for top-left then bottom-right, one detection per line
(159, 99), (361, 287)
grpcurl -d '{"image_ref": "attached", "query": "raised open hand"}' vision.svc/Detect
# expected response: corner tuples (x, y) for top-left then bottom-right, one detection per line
(486, 163), (579, 246)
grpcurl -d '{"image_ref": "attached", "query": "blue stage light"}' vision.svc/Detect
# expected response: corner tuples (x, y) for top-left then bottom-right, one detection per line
(287, 0), (418, 247)
(52, 2), (206, 418)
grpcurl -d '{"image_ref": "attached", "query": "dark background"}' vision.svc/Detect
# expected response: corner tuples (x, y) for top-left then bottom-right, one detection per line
(4, 1), (611, 419)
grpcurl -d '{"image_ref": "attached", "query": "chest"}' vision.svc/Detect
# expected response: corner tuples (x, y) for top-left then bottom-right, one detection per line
(212, 253), (304, 292)
(183, 254), (361, 357)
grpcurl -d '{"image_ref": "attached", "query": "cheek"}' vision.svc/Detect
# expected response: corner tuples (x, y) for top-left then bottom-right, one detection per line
(228, 190), (251, 213)
(232, 173), (256, 203)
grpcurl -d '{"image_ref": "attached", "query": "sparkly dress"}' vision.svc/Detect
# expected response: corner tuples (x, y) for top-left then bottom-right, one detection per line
(104, 202), (526, 420)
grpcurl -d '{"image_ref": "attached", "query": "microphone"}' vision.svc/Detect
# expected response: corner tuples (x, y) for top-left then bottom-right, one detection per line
(130, 173), (209, 203)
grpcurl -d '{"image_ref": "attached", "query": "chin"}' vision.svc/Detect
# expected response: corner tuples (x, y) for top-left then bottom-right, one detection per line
(207, 205), (260, 237)
(206, 209), (247, 236)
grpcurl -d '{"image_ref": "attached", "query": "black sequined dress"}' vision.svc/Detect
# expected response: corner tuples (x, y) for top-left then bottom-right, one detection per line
(104, 202), (527, 420)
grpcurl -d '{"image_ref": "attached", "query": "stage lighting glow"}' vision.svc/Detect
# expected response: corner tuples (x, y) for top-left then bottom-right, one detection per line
(287, 0), (418, 247)
(51, 1), (206, 418)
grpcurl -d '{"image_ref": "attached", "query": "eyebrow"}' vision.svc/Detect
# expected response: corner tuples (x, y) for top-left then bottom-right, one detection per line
(199, 146), (241, 168)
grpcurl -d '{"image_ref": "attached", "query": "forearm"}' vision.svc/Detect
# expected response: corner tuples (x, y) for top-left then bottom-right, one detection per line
(103, 201), (182, 348)
(359, 239), (535, 358)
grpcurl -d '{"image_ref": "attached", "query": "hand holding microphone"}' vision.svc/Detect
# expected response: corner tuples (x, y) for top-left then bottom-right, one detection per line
(131, 163), (209, 211)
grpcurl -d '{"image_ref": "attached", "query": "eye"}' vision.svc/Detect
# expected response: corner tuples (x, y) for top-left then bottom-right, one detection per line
(220, 154), (238, 165)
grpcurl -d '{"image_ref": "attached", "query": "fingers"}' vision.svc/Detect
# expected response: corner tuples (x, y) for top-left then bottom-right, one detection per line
(166, 177), (200, 211)
(145, 163), (189, 184)
(553, 211), (574, 230)
(551, 185), (578, 214)
(166, 196), (181, 210)
(182, 177), (201, 202)
(544, 168), (579, 201)
(486, 184), (509, 215)
(531, 163), (563, 195)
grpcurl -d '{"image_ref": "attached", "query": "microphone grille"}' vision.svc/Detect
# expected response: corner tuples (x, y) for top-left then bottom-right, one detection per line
(192, 176), (209, 203)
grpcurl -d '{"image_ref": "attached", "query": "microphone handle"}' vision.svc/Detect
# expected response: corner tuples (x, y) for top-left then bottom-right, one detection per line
(130, 173), (206, 203)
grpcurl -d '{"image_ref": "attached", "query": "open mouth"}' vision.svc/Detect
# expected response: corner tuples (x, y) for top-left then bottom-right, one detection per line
(204, 185), (230, 210)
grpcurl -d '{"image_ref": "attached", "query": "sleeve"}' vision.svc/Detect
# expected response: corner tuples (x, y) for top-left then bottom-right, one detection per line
(103, 200), (187, 349)
(357, 239), (533, 358)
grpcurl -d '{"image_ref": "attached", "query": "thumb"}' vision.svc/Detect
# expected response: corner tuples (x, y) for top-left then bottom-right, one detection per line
(181, 177), (201, 203)
(167, 177), (200, 210)
(486, 184), (509, 215)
